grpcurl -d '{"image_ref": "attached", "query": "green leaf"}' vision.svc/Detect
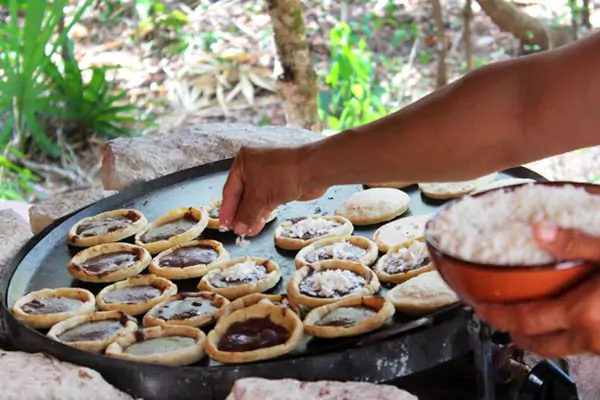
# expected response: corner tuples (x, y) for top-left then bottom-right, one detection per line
(87, 67), (108, 98)
(351, 84), (365, 100)
(0, 113), (15, 148)
(392, 29), (407, 47)
(327, 116), (341, 131)
(63, 59), (83, 98)
(325, 62), (340, 87)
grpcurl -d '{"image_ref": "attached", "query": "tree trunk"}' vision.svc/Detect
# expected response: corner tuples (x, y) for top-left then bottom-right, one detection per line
(568, 0), (578, 39)
(430, 0), (447, 88)
(464, 0), (473, 72)
(582, 0), (591, 29)
(475, 0), (574, 52)
(267, 0), (321, 132)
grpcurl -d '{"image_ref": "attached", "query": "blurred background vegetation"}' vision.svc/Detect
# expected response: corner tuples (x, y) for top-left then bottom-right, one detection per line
(0, 0), (597, 202)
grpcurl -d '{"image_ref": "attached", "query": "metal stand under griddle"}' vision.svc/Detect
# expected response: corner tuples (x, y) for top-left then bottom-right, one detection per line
(469, 309), (497, 400)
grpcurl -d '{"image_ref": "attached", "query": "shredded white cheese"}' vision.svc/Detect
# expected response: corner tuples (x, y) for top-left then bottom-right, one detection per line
(283, 217), (339, 238)
(221, 260), (257, 281)
(235, 235), (251, 247)
(308, 270), (363, 297)
(429, 184), (600, 265)
(218, 225), (229, 232)
(331, 242), (356, 259)
(388, 240), (428, 266)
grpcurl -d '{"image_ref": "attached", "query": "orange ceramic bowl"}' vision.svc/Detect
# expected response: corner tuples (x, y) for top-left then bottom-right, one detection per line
(424, 181), (599, 305)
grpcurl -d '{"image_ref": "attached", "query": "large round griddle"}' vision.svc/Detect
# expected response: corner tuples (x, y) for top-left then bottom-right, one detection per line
(0, 159), (547, 400)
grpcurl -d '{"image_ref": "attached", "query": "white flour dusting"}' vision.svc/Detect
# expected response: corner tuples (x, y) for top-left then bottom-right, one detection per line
(429, 184), (600, 265)
(375, 349), (409, 377)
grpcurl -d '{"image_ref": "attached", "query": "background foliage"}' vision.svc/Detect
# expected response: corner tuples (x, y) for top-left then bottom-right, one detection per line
(0, 0), (597, 201)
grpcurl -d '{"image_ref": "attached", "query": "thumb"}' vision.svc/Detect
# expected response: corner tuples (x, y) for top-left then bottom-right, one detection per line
(533, 222), (600, 261)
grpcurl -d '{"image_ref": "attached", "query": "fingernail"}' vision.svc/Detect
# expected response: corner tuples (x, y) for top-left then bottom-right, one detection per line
(234, 222), (248, 235)
(537, 222), (558, 243)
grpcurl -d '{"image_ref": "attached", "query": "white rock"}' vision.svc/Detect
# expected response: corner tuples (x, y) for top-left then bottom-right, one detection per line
(0, 350), (133, 400)
(29, 188), (118, 235)
(100, 123), (322, 190)
(567, 354), (600, 400)
(225, 377), (418, 400)
(0, 209), (32, 346)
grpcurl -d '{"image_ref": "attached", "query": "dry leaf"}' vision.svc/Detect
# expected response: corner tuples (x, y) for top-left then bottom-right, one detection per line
(239, 67), (255, 105)
(216, 83), (229, 115)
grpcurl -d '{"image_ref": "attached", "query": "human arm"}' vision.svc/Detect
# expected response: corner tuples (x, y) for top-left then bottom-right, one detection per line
(309, 31), (600, 187)
(221, 32), (600, 235)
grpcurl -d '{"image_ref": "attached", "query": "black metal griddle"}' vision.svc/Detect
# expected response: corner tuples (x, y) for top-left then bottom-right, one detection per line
(0, 159), (547, 400)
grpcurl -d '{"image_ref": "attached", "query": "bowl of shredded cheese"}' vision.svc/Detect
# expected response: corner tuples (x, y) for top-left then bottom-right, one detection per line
(424, 181), (600, 304)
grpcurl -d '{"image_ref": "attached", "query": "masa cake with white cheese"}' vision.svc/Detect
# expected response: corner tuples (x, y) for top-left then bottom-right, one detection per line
(274, 216), (353, 250)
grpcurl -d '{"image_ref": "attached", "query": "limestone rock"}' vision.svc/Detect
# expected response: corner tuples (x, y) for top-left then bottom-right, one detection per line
(29, 188), (118, 235)
(0, 210), (33, 346)
(0, 200), (31, 223)
(101, 123), (322, 190)
(567, 354), (600, 400)
(0, 350), (133, 400)
(226, 378), (418, 400)
(0, 209), (32, 279)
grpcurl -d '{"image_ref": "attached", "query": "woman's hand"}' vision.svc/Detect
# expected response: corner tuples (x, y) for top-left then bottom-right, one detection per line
(474, 223), (600, 358)
(219, 145), (327, 236)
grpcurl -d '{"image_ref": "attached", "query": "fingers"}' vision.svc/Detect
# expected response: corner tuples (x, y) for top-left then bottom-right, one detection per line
(510, 324), (600, 358)
(476, 297), (570, 336)
(473, 222), (600, 358)
(233, 191), (272, 236)
(510, 330), (588, 359)
(533, 222), (600, 260)
(220, 158), (244, 230)
(561, 273), (600, 328)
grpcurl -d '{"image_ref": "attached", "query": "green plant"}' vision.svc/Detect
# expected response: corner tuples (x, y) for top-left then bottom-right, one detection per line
(0, 0), (89, 157)
(135, 0), (190, 55)
(45, 50), (140, 139)
(347, 3), (418, 48)
(0, 0), (148, 199)
(0, 0), (143, 157)
(98, 0), (127, 24)
(319, 22), (387, 132)
(0, 152), (36, 201)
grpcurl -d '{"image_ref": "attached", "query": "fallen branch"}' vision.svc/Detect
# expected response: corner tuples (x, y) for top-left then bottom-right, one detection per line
(475, 0), (574, 51)
(18, 158), (81, 183)
(582, 0), (591, 29)
(396, 38), (419, 102)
